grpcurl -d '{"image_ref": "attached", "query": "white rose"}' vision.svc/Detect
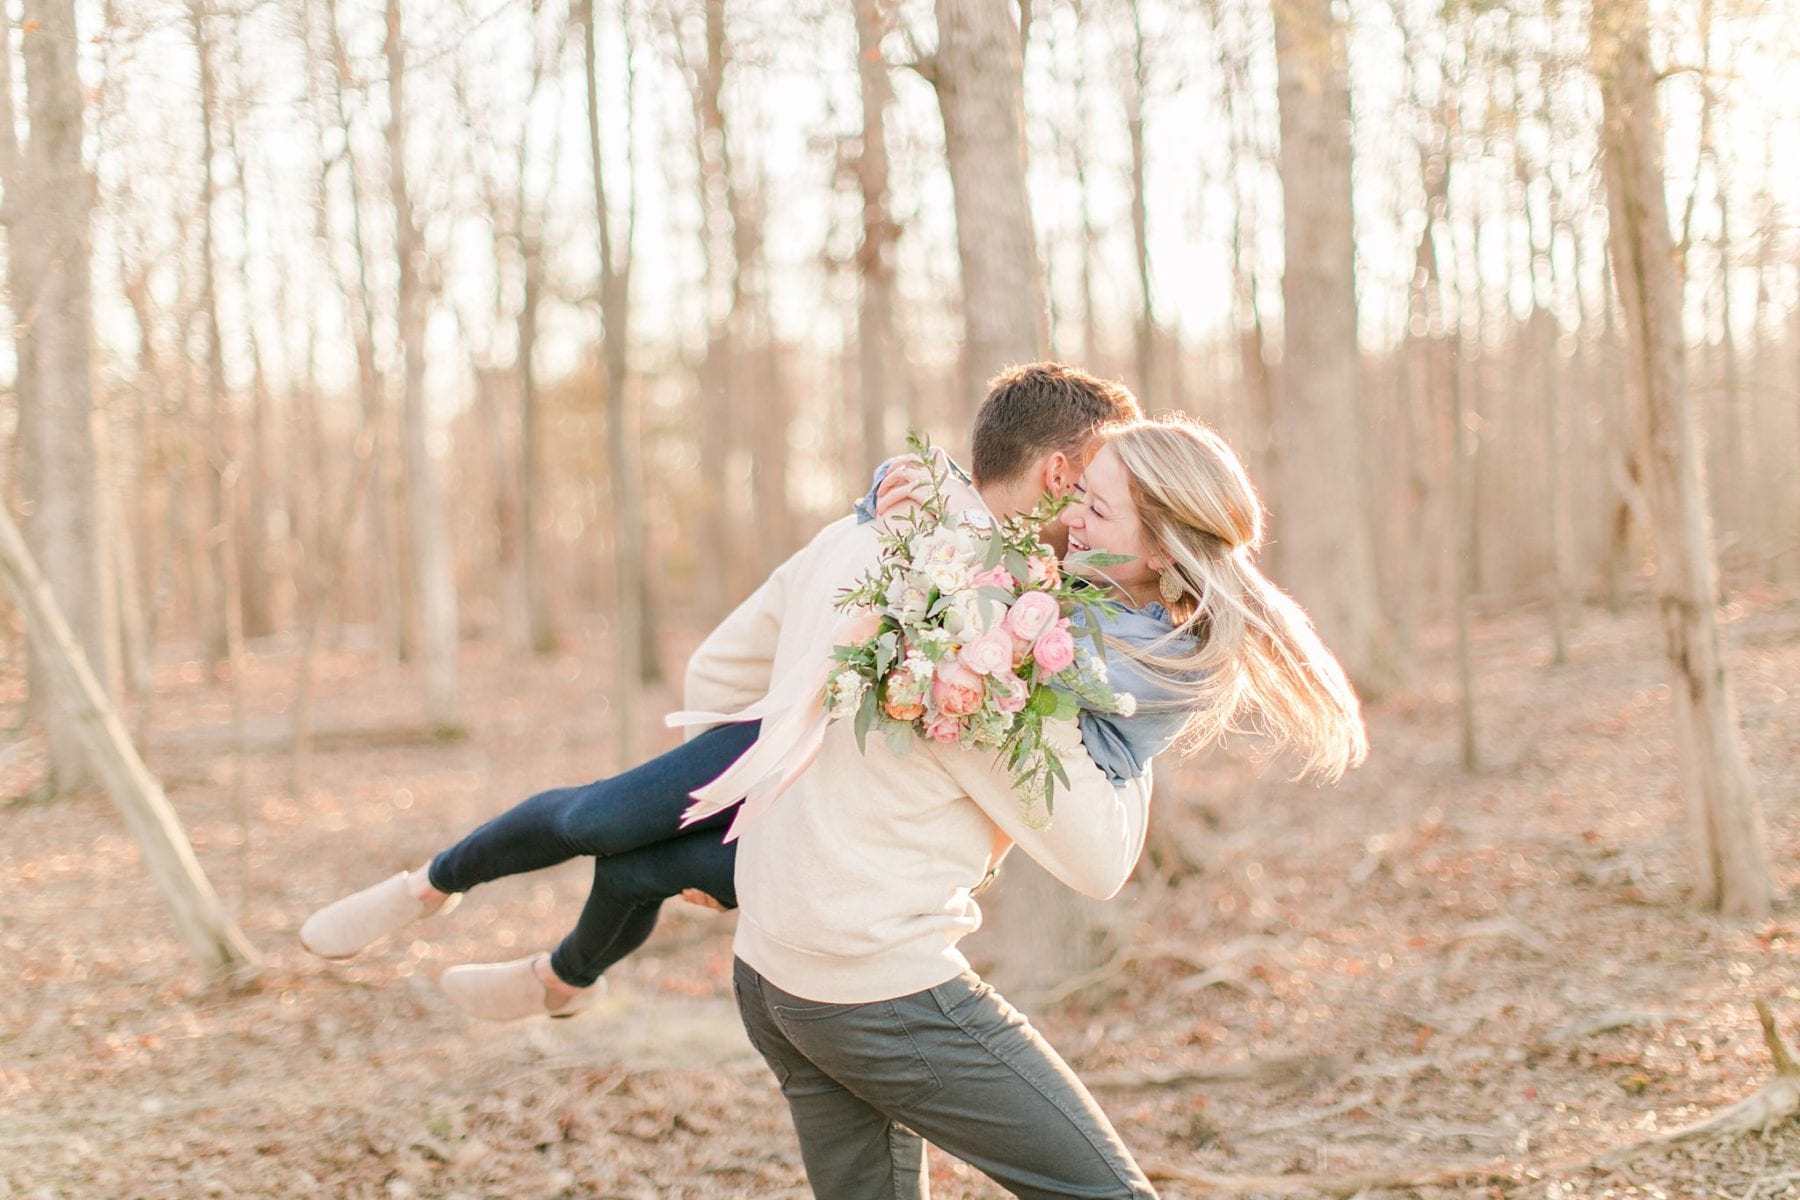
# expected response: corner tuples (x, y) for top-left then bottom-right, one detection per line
(885, 574), (931, 622)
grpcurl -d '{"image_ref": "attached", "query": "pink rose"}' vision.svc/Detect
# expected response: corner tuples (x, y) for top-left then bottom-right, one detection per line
(1027, 555), (1059, 587)
(932, 659), (985, 715)
(925, 712), (963, 743)
(970, 565), (1017, 592)
(958, 629), (1015, 677)
(992, 674), (1029, 714)
(1032, 626), (1077, 674)
(1003, 590), (1060, 643)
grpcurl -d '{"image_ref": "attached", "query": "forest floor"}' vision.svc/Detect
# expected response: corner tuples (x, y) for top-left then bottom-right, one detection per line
(2, 582), (1798, 1200)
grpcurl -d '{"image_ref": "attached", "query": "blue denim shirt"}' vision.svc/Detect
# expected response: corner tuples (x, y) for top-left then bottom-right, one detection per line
(855, 457), (1192, 784)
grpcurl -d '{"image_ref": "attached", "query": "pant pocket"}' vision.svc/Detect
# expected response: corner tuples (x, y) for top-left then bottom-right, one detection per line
(732, 970), (793, 1089)
(771, 998), (943, 1111)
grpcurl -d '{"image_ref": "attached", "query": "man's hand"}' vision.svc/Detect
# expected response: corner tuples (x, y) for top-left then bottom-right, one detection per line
(679, 887), (728, 913)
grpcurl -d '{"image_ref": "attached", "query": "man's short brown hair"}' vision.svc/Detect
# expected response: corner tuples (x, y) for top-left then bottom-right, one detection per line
(970, 362), (1143, 485)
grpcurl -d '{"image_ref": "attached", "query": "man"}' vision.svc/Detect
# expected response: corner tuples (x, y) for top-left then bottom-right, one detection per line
(685, 362), (1159, 1198)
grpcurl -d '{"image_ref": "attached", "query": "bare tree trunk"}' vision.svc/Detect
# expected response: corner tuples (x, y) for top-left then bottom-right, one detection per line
(1448, 302), (1480, 772)
(322, 0), (401, 659)
(1711, 165), (1747, 554)
(1520, 130), (1572, 664)
(1218, 11), (1276, 493)
(579, 0), (644, 764)
(1271, 0), (1394, 695)
(226, 11), (278, 641)
(854, 0), (898, 481)
(931, 0), (1102, 1005)
(2, 0), (115, 795)
(517, 206), (554, 653)
(681, 0), (739, 617)
(1594, 244), (1639, 613)
(1126, 0), (1154, 404)
(1071, 21), (1100, 372)
(386, 0), (460, 731)
(191, 0), (252, 891)
(932, 0), (1047, 407)
(0, 504), (258, 976)
(1592, 0), (1770, 916)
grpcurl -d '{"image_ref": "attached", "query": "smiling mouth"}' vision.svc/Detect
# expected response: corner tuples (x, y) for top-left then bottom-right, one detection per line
(1068, 535), (1089, 552)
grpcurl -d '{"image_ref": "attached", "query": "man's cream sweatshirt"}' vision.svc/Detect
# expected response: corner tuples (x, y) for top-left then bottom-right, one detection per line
(684, 515), (1153, 1004)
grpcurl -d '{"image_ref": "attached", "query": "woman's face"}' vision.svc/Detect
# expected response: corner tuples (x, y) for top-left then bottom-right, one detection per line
(1060, 443), (1163, 602)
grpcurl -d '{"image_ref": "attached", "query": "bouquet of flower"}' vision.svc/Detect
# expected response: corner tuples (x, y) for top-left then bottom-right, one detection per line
(823, 435), (1137, 822)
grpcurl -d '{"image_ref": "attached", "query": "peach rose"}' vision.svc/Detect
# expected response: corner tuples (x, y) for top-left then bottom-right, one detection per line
(931, 659), (985, 715)
(1026, 555), (1060, 587)
(884, 699), (926, 721)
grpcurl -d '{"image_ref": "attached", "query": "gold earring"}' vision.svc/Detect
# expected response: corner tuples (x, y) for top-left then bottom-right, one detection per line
(1159, 569), (1183, 606)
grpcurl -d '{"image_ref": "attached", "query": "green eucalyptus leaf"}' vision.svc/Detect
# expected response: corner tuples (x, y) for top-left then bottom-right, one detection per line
(853, 687), (879, 751)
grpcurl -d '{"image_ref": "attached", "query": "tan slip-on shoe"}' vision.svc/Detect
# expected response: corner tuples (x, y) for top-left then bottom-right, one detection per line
(439, 955), (605, 1022)
(299, 871), (458, 960)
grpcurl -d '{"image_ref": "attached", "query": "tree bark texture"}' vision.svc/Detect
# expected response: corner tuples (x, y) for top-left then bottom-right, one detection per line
(386, 0), (461, 730)
(1270, 0), (1393, 696)
(932, 0), (1102, 1001)
(579, 0), (644, 764)
(854, 0), (899, 482)
(4, 0), (114, 793)
(933, 0), (1047, 410)
(1592, 0), (1770, 916)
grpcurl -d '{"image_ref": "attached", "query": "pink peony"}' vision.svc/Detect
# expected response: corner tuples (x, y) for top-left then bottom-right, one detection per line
(1003, 590), (1060, 643)
(1032, 626), (1077, 674)
(992, 674), (1029, 714)
(925, 712), (963, 743)
(970, 565), (1017, 592)
(1027, 555), (1060, 587)
(932, 659), (985, 715)
(958, 629), (1015, 677)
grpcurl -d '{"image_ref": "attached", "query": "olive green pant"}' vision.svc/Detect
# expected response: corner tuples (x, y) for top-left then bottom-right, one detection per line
(734, 959), (1157, 1199)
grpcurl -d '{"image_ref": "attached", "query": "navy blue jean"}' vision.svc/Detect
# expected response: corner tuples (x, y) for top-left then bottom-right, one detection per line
(428, 721), (759, 988)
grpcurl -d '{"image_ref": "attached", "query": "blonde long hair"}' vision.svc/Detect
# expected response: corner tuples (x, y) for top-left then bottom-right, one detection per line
(1105, 418), (1368, 781)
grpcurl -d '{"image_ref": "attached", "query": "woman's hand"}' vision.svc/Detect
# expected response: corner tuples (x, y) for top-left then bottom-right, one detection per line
(874, 453), (932, 520)
(679, 887), (728, 913)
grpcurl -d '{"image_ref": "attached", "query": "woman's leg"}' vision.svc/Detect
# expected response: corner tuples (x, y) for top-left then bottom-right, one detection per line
(548, 829), (737, 987)
(427, 721), (760, 896)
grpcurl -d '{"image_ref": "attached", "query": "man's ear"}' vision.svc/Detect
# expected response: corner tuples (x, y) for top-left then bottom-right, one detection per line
(1042, 451), (1074, 496)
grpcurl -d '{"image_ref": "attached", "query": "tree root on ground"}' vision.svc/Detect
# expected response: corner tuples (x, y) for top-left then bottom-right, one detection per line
(1593, 998), (1800, 1168)
(1140, 1001), (1800, 1195)
(1143, 1161), (1520, 1197)
(1084, 1054), (1337, 1091)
